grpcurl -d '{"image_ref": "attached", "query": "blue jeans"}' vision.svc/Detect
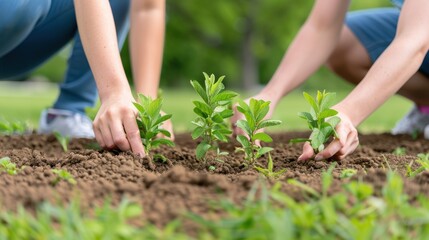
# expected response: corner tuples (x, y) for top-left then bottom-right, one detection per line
(0, 0), (130, 114)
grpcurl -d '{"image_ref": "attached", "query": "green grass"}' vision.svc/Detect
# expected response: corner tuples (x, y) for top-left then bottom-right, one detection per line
(0, 82), (412, 133)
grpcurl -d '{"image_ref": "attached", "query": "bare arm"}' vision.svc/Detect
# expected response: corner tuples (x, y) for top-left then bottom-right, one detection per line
(74, 0), (145, 155)
(257, 0), (350, 105)
(130, 0), (165, 98)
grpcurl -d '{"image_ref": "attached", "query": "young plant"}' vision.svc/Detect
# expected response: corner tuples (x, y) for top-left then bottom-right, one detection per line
(0, 157), (18, 175)
(340, 168), (357, 179)
(407, 153), (429, 177)
(290, 90), (340, 154)
(0, 118), (29, 135)
(133, 94), (174, 168)
(235, 98), (282, 165)
(51, 169), (77, 185)
(392, 147), (406, 156)
(190, 73), (238, 161)
(53, 131), (70, 152)
(254, 153), (286, 179)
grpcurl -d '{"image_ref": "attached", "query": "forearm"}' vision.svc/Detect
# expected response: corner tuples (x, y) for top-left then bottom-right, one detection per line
(74, 0), (131, 102)
(336, 39), (428, 126)
(130, 0), (165, 99)
(260, 1), (349, 104)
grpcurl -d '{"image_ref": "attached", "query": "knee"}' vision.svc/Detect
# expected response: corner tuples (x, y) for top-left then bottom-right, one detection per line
(0, 1), (51, 33)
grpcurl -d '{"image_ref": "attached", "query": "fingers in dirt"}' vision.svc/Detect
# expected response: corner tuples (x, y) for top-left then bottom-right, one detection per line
(298, 142), (314, 161)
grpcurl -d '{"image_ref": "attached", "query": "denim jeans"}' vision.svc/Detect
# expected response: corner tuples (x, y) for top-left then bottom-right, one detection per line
(0, 0), (130, 114)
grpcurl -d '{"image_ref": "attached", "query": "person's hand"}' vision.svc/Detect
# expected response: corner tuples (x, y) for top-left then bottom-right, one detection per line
(159, 110), (175, 141)
(93, 93), (145, 156)
(298, 111), (359, 161)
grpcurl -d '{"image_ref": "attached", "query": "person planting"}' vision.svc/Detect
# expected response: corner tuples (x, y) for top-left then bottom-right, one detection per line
(0, 0), (171, 157)
(232, 0), (429, 161)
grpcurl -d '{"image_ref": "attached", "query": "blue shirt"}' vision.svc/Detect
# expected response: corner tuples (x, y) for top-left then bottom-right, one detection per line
(391, 0), (403, 8)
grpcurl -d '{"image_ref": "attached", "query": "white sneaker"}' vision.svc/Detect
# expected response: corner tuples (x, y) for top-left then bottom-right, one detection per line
(38, 108), (95, 138)
(392, 105), (429, 136)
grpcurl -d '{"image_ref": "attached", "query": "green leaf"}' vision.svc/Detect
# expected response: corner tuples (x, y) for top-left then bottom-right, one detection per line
(220, 109), (234, 118)
(193, 107), (208, 118)
(258, 119), (282, 129)
(236, 135), (251, 148)
(213, 130), (228, 142)
(157, 129), (171, 138)
(212, 114), (224, 123)
(236, 120), (252, 136)
(192, 127), (205, 139)
(327, 116), (341, 128)
(196, 142), (211, 160)
(289, 138), (310, 143)
(298, 112), (314, 121)
(319, 92), (337, 111)
(257, 147), (273, 156)
(133, 102), (145, 115)
(310, 128), (325, 151)
(153, 114), (172, 127)
(211, 90), (238, 103)
(193, 100), (212, 115)
(190, 80), (208, 103)
(151, 138), (175, 148)
(147, 98), (163, 119)
(253, 132), (273, 143)
(319, 109), (338, 119)
(303, 92), (319, 113)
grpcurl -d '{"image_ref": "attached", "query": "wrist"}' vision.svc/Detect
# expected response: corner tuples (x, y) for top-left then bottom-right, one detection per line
(99, 82), (133, 103)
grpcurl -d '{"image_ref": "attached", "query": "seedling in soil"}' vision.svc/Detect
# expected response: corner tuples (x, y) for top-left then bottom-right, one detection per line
(0, 157), (18, 175)
(340, 168), (357, 179)
(133, 94), (175, 169)
(392, 147), (406, 156)
(0, 118), (29, 135)
(290, 91), (340, 154)
(53, 131), (70, 152)
(235, 98), (281, 165)
(51, 169), (77, 185)
(407, 153), (429, 177)
(254, 153), (286, 179)
(190, 73), (238, 161)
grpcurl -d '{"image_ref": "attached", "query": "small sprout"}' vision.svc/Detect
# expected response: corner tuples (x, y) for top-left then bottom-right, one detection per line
(190, 73), (238, 161)
(235, 98), (281, 165)
(290, 91), (340, 154)
(0, 157), (18, 175)
(407, 153), (429, 177)
(208, 165), (216, 171)
(0, 118), (30, 135)
(153, 153), (168, 164)
(392, 147), (406, 156)
(254, 153), (286, 179)
(133, 94), (175, 169)
(53, 131), (70, 152)
(52, 169), (76, 185)
(340, 168), (357, 179)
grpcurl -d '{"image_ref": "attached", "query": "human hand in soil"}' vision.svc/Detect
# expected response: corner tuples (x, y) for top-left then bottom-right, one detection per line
(231, 94), (277, 146)
(93, 94), (145, 156)
(298, 111), (359, 161)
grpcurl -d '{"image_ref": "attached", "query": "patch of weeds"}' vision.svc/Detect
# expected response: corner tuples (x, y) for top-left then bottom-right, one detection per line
(0, 157), (19, 175)
(407, 153), (429, 177)
(53, 131), (70, 152)
(290, 90), (340, 154)
(133, 94), (175, 169)
(51, 169), (77, 186)
(254, 153), (286, 179)
(340, 168), (357, 179)
(190, 73), (238, 162)
(235, 98), (281, 166)
(392, 147), (406, 156)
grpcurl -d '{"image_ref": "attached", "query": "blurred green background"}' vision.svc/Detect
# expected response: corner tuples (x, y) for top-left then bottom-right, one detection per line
(2, 0), (412, 133)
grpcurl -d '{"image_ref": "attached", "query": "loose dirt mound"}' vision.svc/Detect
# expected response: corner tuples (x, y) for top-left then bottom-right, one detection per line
(1, 132), (429, 227)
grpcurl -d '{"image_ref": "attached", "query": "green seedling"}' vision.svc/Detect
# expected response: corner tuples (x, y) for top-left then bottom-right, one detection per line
(53, 131), (70, 152)
(235, 98), (281, 165)
(51, 169), (76, 185)
(254, 153), (286, 179)
(392, 147), (406, 156)
(0, 118), (29, 135)
(0, 157), (18, 175)
(208, 165), (216, 171)
(190, 73), (238, 161)
(133, 94), (174, 169)
(340, 168), (357, 179)
(290, 90), (340, 154)
(407, 153), (429, 177)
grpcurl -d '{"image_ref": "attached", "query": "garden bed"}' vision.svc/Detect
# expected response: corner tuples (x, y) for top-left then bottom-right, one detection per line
(1, 132), (429, 231)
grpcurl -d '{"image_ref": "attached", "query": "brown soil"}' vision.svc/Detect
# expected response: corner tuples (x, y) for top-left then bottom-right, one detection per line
(1, 132), (429, 229)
